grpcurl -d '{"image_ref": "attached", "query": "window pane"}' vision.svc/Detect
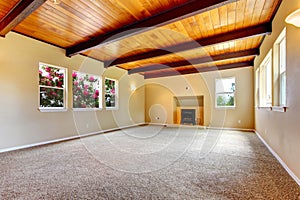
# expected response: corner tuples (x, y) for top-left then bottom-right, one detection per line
(39, 64), (64, 88)
(279, 36), (286, 106)
(216, 78), (235, 93)
(105, 94), (116, 107)
(39, 63), (66, 109)
(266, 61), (272, 105)
(72, 71), (101, 108)
(258, 50), (272, 107)
(216, 93), (235, 107)
(105, 78), (117, 108)
(255, 69), (260, 107)
(279, 37), (286, 73)
(280, 72), (286, 105)
(40, 87), (64, 107)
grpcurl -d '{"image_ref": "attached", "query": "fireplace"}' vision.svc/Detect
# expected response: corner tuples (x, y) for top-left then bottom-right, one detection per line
(180, 109), (196, 125)
(174, 96), (204, 125)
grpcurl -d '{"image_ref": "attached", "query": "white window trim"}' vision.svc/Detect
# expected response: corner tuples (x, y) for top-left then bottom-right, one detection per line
(255, 68), (260, 108)
(215, 77), (236, 109)
(256, 28), (287, 112)
(258, 50), (273, 108)
(72, 70), (102, 110)
(272, 106), (287, 112)
(105, 77), (119, 110)
(38, 62), (68, 112)
(39, 108), (68, 112)
(72, 108), (103, 112)
(271, 27), (287, 112)
(278, 29), (287, 107)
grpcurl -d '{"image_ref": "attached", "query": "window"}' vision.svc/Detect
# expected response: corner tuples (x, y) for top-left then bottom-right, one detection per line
(259, 50), (272, 107)
(215, 77), (235, 108)
(279, 37), (286, 106)
(255, 68), (260, 107)
(72, 71), (102, 109)
(105, 78), (118, 109)
(255, 28), (286, 111)
(278, 30), (287, 106)
(271, 28), (287, 110)
(39, 63), (67, 111)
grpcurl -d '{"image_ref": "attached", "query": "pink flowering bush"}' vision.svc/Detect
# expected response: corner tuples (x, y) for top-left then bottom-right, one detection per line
(73, 71), (100, 108)
(39, 64), (65, 108)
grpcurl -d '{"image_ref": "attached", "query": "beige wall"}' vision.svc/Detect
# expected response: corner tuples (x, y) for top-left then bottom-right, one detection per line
(145, 67), (254, 129)
(254, 0), (300, 180)
(0, 32), (145, 150)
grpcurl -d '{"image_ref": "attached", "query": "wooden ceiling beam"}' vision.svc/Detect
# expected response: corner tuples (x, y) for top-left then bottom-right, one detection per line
(66, 0), (236, 57)
(144, 61), (254, 79)
(105, 23), (271, 67)
(128, 48), (259, 74)
(0, 0), (46, 37)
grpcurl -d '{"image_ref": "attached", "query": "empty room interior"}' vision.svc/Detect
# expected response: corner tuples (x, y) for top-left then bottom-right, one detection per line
(1, 0), (300, 199)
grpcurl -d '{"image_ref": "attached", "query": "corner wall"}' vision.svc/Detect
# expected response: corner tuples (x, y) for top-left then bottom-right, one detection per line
(254, 0), (300, 181)
(0, 32), (145, 150)
(145, 67), (254, 129)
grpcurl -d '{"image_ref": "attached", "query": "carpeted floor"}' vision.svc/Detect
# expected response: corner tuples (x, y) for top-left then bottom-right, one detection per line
(0, 125), (299, 199)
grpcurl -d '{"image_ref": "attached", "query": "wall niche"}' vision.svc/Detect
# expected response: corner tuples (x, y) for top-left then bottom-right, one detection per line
(173, 96), (204, 125)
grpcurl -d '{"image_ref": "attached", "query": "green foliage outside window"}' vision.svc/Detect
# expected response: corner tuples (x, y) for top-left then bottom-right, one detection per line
(216, 77), (235, 107)
(217, 95), (234, 106)
(105, 78), (116, 108)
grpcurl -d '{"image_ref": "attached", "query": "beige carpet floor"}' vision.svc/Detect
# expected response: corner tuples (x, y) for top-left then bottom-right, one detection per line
(0, 125), (299, 199)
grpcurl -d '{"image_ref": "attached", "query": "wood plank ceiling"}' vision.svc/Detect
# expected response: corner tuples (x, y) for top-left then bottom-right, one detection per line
(0, 0), (282, 79)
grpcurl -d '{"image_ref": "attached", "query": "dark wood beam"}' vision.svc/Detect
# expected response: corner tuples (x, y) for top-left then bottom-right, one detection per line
(105, 23), (271, 67)
(0, 0), (46, 37)
(66, 0), (236, 57)
(128, 48), (259, 74)
(144, 61), (254, 79)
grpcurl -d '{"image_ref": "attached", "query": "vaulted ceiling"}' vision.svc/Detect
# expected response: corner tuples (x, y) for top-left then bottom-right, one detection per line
(0, 0), (282, 78)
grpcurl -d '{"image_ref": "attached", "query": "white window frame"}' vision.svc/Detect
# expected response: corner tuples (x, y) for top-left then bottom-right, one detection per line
(278, 32), (287, 106)
(255, 68), (260, 107)
(104, 77), (119, 110)
(271, 27), (287, 112)
(215, 77), (236, 108)
(38, 62), (67, 112)
(259, 50), (273, 108)
(72, 71), (102, 111)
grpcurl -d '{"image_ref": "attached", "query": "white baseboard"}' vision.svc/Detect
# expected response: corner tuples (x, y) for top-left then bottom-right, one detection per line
(146, 123), (254, 132)
(147, 122), (167, 126)
(165, 123), (206, 129)
(0, 123), (145, 153)
(147, 123), (205, 129)
(255, 131), (300, 186)
(0, 135), (79, 153)
(207, 126), (254, 132)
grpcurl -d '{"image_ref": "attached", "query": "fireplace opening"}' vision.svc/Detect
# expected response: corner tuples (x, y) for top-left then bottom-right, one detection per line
(181, 109), (196, 125)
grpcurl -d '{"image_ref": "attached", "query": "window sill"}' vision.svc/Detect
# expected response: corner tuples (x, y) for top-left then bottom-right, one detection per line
(73, 108), (102, 112)
(215, 106), (236, 109)
(38, 108), (67, 112)
(272, 106), (287, 112)
(257, 107), (272, 111)
(106, 107), (119, 110)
